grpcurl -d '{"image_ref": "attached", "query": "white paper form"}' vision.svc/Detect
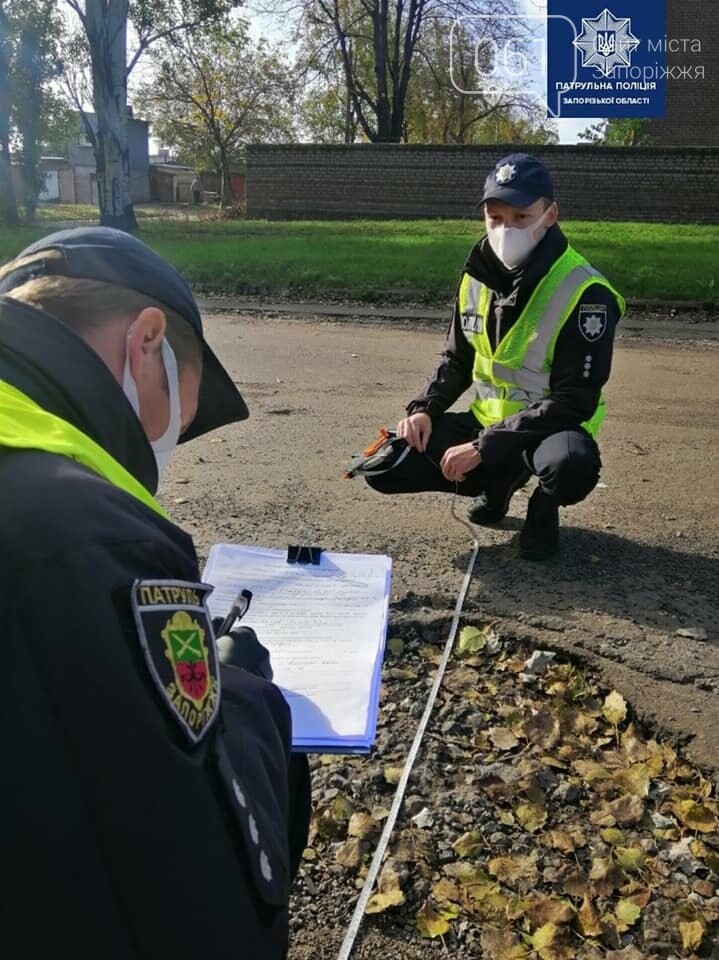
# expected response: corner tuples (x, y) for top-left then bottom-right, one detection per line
(202, 545), (392, 752)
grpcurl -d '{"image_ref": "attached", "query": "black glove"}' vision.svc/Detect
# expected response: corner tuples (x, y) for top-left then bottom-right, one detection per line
(211, 620), (273, 682)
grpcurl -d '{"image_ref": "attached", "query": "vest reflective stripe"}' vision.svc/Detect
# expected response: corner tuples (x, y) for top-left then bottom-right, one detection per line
(463, 245), (625, 438)
(458, 274), (490, 336)
(475, 381), (537, 404)
(0, 380), (167, 519)
(459, 273), (480, 316)
(520, 262), (602, 377)
(492, 363), (550, 395)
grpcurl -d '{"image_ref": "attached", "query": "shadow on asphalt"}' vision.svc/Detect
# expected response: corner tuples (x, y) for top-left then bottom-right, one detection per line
(453, 527), (719, 644)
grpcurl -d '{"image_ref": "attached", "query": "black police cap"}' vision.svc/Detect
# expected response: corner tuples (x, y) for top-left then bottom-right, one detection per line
(482, 153), (554, 208)
(2, 227), (248, 442)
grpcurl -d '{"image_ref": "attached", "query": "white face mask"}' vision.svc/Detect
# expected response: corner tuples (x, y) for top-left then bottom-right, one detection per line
(122, 335), (182, 479)
(487, 208), (549, 270)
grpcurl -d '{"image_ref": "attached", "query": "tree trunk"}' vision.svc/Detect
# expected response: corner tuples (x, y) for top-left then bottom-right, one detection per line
(0, 4), (19, 227)
(389, 0), (421, 142)
(219, 145), (235, 206)
(344, 79), (353, 144)
(371, 0), (393, 141)
(85, 0), (137, 232)
(16, 21), (43, 224)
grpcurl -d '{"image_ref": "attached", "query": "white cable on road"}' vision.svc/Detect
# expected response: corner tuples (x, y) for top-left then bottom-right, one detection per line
(336, 535), (480, 960)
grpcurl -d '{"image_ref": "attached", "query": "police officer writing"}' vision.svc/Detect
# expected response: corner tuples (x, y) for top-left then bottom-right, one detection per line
(365, 154), (625, 560)
(0, 227), (309, 959)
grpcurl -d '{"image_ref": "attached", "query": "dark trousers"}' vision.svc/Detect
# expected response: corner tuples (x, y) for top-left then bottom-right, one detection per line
(365, 411), (601, 506)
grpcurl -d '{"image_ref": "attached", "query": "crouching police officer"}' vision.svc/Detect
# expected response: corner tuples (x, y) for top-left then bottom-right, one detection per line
(364, 154), (625, 560)
(0, 227), (309, 958)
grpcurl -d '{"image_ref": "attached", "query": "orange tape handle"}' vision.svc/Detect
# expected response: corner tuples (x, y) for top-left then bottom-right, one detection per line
(362, 427), (391, 457)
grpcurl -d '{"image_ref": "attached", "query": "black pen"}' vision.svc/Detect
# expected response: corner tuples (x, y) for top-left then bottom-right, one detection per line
(216, 589), (253, 637)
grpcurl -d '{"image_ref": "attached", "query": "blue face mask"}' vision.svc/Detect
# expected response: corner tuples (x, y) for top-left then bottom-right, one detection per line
(122, 335), (181, 479)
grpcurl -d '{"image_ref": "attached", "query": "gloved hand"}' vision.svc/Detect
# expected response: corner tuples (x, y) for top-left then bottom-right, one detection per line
(211, 619), (273, 682)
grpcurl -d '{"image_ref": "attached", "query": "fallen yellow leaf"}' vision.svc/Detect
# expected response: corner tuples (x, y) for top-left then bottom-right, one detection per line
(603, 690), (628, 726)
(532, 922), (557, 951)
(416, 898), (457, 938)
(613, 763), (652, 798)
(452, 831), (484, 859)
(431, 878), (461, 905)
(444, 861), (491, 886)
(615, 898), (642, 929)
(600, 827), (624, 845)
(573, 759), (610, 782)
(679, 919), (704, 952)
(547, 828), (586, 852)
(383, 766), (402, 785)
(457, 625), (487, 658)
(577, 895), (603, 937)
(365, 887), (404, 914)
(515, 802), (547, 833)
(672, 798), (717, 833)
(615, 847), (646, 872)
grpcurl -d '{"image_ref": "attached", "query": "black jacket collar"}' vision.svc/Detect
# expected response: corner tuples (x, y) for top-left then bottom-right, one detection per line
(0, 296), (158, 493)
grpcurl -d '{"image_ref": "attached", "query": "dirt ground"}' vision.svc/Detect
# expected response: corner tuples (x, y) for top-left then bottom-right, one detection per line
(164, 310), (718, 772)
(160, 310), (719, 958)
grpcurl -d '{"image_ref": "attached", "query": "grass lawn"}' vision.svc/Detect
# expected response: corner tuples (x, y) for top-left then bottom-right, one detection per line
(1, 213), (716, 303)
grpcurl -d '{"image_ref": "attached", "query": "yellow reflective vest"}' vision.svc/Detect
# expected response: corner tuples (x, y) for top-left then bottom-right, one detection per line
(458, 245), (625, 438)
(0, 379), (167, 518)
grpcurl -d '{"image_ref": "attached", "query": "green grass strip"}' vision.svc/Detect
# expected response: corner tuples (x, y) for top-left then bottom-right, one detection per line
(1, 216), (716, 303)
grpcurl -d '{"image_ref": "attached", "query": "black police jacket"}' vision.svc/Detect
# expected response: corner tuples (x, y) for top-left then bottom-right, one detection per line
(0, 296), (308, 959)
(407, 225), (623, 466)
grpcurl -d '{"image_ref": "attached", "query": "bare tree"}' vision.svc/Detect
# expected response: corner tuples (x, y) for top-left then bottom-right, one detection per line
(62, 0), (236, 231)
(287, 0), (524, 142)
(405, 17), (556, 144)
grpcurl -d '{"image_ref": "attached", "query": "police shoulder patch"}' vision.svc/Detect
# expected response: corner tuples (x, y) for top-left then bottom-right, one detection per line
(131, 579), (219, 745)
(578, 303), (608, 342)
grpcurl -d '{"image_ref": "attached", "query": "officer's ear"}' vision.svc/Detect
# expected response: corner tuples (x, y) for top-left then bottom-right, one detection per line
(544, 199), (559, 227)
(126, 307), (167, 383)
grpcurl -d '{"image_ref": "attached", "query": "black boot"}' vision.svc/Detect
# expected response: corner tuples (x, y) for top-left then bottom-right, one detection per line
(467, 466), (531, 526)
(519, 488), (559, 560)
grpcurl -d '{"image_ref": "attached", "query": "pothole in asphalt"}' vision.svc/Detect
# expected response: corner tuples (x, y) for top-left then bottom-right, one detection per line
(288, 620), (719, 960)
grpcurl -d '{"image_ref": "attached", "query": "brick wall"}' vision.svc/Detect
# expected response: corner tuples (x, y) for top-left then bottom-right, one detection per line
(648, 0), (719, 146)
(246, 144), (719, 223)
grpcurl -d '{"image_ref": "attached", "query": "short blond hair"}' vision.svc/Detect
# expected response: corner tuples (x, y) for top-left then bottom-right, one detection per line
(0, 250), (202, 372)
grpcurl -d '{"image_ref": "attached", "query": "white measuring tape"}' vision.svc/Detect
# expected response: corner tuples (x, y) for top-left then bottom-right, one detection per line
(337, 534), (480, 960)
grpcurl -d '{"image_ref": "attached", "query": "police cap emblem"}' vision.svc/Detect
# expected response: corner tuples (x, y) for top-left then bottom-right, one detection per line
(131, 579), (220, 744)
(495, 162), (517, 185)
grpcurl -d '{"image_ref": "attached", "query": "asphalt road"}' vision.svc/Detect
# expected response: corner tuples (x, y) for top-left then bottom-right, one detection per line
(162, 312), (719, 772)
